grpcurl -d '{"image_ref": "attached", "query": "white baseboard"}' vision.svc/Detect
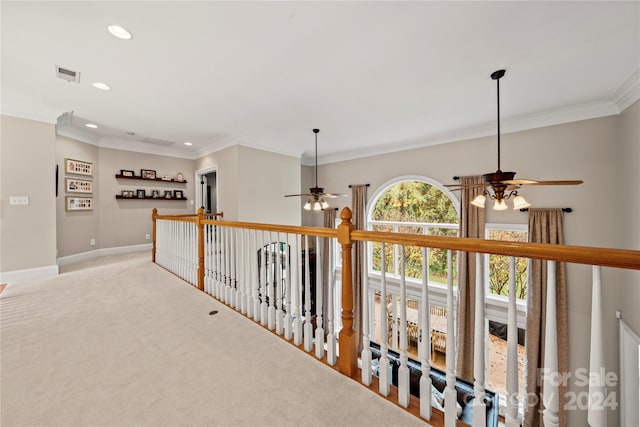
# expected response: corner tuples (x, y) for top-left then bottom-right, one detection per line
(57, 243), (152, 266)
(0, 264), (59, 285)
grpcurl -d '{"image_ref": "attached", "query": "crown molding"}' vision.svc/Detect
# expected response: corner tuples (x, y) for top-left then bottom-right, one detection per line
(98, 137), (197, 160)
(0, 110), (58, 124)
(56, 126), (102, 146)
(315, 99), (621, 165)
(611, 68), (640, 112)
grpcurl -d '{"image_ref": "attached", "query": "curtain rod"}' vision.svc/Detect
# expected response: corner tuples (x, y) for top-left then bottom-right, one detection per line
(348, 184), (370, 188)
(520, 208), (573, 213)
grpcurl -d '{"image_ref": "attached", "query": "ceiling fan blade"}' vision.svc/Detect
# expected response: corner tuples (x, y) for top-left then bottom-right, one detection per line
(444, 183), (488, 188)
(502, 179), (539, 185)
(284, 193), (313, 197)
(505, 180), (584, 186)
(323, 193), (349, 198)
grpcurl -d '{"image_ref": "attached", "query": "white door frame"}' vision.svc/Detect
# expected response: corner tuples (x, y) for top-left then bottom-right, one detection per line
(195, 165), (218, 214)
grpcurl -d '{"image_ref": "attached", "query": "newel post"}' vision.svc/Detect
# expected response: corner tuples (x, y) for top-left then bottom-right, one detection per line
(151, 208), (158, 263)
(338, 207), (358, 378)
(197, 207), (205, 291)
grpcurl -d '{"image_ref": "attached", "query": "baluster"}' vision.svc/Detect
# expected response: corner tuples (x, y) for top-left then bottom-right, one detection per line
(542, 260), (559, 427)
(267, 233), (276, 330)
(304, 235), (313, 352)
(284, 233), (293, 340)
(473, 252), (487, 426)
(315, 236), (325, 359)
(231, 228), (238, 308)
(589, 265), (606, 426)
(258, 230), (266, 324)
(398, 245), (409, 408)
(293, 234), (303, 346)
(420, 246), (432, 420)
(227, 226), (232, 304)
(326, 236), (336, 365)
(361, 240), (372, 385)
(223, 226), (229, 303)
(214, 224), (220, 298)
(252, 229), (260, 320)
(276, 233), (284, 335)
(444, 249), (457, 427)
(239, 228), (247, 314)
(244, 228), (252, 315)
(379, 242), (390, 396)
(505, 257), (518, 427)
(392, 292), (399, 352)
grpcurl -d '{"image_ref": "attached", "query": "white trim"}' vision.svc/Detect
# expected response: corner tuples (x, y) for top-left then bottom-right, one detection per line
(0, 264), (59, 285)
(56, 243), (151, 266)
(611, 68), (640, 113)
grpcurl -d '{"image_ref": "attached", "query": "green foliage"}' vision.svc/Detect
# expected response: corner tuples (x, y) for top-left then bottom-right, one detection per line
(370, 181), (458, 284)
(487, 230), (528, 299)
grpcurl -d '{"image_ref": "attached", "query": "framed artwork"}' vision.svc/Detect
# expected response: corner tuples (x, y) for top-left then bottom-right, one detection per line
(176, 173), (184, 182)
(136, 189), (146, 198)
(120, 169), (135, 177)
(164, 190), (172, 199)
(66, 177), (92, 194)
(121, 190), (134, 198)
(141, 169), (157, 180)
(174, 190), (184, 199)
(66, 197), (93, 211)
(151, 190), (160, 198)
(65, 158), (93, 176)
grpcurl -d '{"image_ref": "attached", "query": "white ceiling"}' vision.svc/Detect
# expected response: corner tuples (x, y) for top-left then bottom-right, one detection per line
(2, 1), (638, 164)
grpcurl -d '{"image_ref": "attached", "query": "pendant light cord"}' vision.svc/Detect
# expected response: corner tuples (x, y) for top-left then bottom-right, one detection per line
(496, 75), (501, 171)
(315, 131), (318, 187)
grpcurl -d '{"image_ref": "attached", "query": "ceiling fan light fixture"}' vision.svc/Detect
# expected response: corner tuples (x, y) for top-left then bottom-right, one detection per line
(321, 199), (329, 209)
(512, 194), (531, 210)
(493, 199), (508, 211)
(471, 194), (486, 208)
(304, 200), (312, 210)
(313, 201), (322, 211)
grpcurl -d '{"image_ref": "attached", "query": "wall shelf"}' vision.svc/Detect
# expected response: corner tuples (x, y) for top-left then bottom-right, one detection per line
(115, 196), (187, 201)
(115, 174), (187, 183)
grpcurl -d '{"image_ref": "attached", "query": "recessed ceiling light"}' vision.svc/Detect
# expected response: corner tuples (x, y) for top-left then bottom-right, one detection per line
(107, 25), (132, 40)
(85, 123), (98, 129)
(184, 142), (193, 146)
(93, 82), (111, 91)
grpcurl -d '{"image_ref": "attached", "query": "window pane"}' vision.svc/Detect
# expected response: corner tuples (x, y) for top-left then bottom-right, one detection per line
(427, 227), (458, 286)
(487, 229), (528, 299)
(398, 226), (423, 279)
(371, 181), (458, 223)
(371, 224), (393, 273)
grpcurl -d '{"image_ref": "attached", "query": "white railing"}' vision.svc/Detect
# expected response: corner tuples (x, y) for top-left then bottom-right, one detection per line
(153, 208), (640, 427)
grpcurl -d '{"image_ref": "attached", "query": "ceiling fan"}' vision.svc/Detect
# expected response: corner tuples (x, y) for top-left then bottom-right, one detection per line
(447, 69), (583, 210)
(285, 129), (348, 211)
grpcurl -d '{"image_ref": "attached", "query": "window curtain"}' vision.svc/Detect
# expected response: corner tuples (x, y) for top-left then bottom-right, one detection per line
(351, 185), (367, 353)
(524, 208), (568, 427)
(456, 175), (486, 382)
(322, 208), (337, 334)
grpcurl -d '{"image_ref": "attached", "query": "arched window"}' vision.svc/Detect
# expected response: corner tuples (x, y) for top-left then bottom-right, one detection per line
(367, 177), (459, 285)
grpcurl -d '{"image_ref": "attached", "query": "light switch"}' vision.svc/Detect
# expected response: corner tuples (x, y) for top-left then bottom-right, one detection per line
(9, 196), (29, 205)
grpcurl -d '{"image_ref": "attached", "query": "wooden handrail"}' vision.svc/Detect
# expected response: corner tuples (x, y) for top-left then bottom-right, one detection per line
(201, 219), (339, 239)
(351, 230), (640, 270)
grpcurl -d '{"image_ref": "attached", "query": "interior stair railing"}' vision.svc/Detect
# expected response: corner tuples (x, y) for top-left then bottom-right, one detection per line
(152, 207), (640, 427)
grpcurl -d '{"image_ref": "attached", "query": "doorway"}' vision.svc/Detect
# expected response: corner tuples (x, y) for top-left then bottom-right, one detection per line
(195, 167), (217, 214)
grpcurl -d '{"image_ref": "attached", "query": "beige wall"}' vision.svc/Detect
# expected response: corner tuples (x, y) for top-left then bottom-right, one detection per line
(197, 145), (301, 225)
(312, 114), (627, 426)
(97, 147), (195, 250)
(55, 137), (196, 257)
(56, 136), (100, 257)
(0, 115), (57, 272)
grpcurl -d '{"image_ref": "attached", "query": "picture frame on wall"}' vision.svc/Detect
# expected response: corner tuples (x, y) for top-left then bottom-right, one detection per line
(164, 190), (172, 199)
(66, 177), (92, 194)
(137, 189), (146, 198)
(141, 169), (156, 180)
(173, 190), (184, 199)
(121, 190), (134, 198)
(120, 169), (135, 177)
(151, 190), (160, 198)
(65, 158), (93, 176)
(66, 197), (93, 211)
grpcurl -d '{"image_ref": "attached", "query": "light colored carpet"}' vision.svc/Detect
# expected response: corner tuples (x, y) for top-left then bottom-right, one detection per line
(1, 252), (428, 427)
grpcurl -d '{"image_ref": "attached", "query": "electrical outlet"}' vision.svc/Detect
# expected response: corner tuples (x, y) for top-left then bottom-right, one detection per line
(145, 234), (151, 240)
(90, 238), (96, 246)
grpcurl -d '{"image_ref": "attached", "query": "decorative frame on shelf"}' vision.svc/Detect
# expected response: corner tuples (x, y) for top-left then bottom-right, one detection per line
(65, 158), (93, 176)
(137, 189), (146, 198)
(151, 190), (160, 198)
(164, 190), (172, 199)
(66, 177), (92, 194)
(66, 196), (93, 211)
(121, 190), (134, 198)
(120, 169), (135, 177)
(174, 190), (184, 199)
(141, 169), (156, 180)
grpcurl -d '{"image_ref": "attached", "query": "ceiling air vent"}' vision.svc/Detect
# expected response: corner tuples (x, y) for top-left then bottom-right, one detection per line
(55, 65), (81, 83)
(141, 137), (176, 146)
